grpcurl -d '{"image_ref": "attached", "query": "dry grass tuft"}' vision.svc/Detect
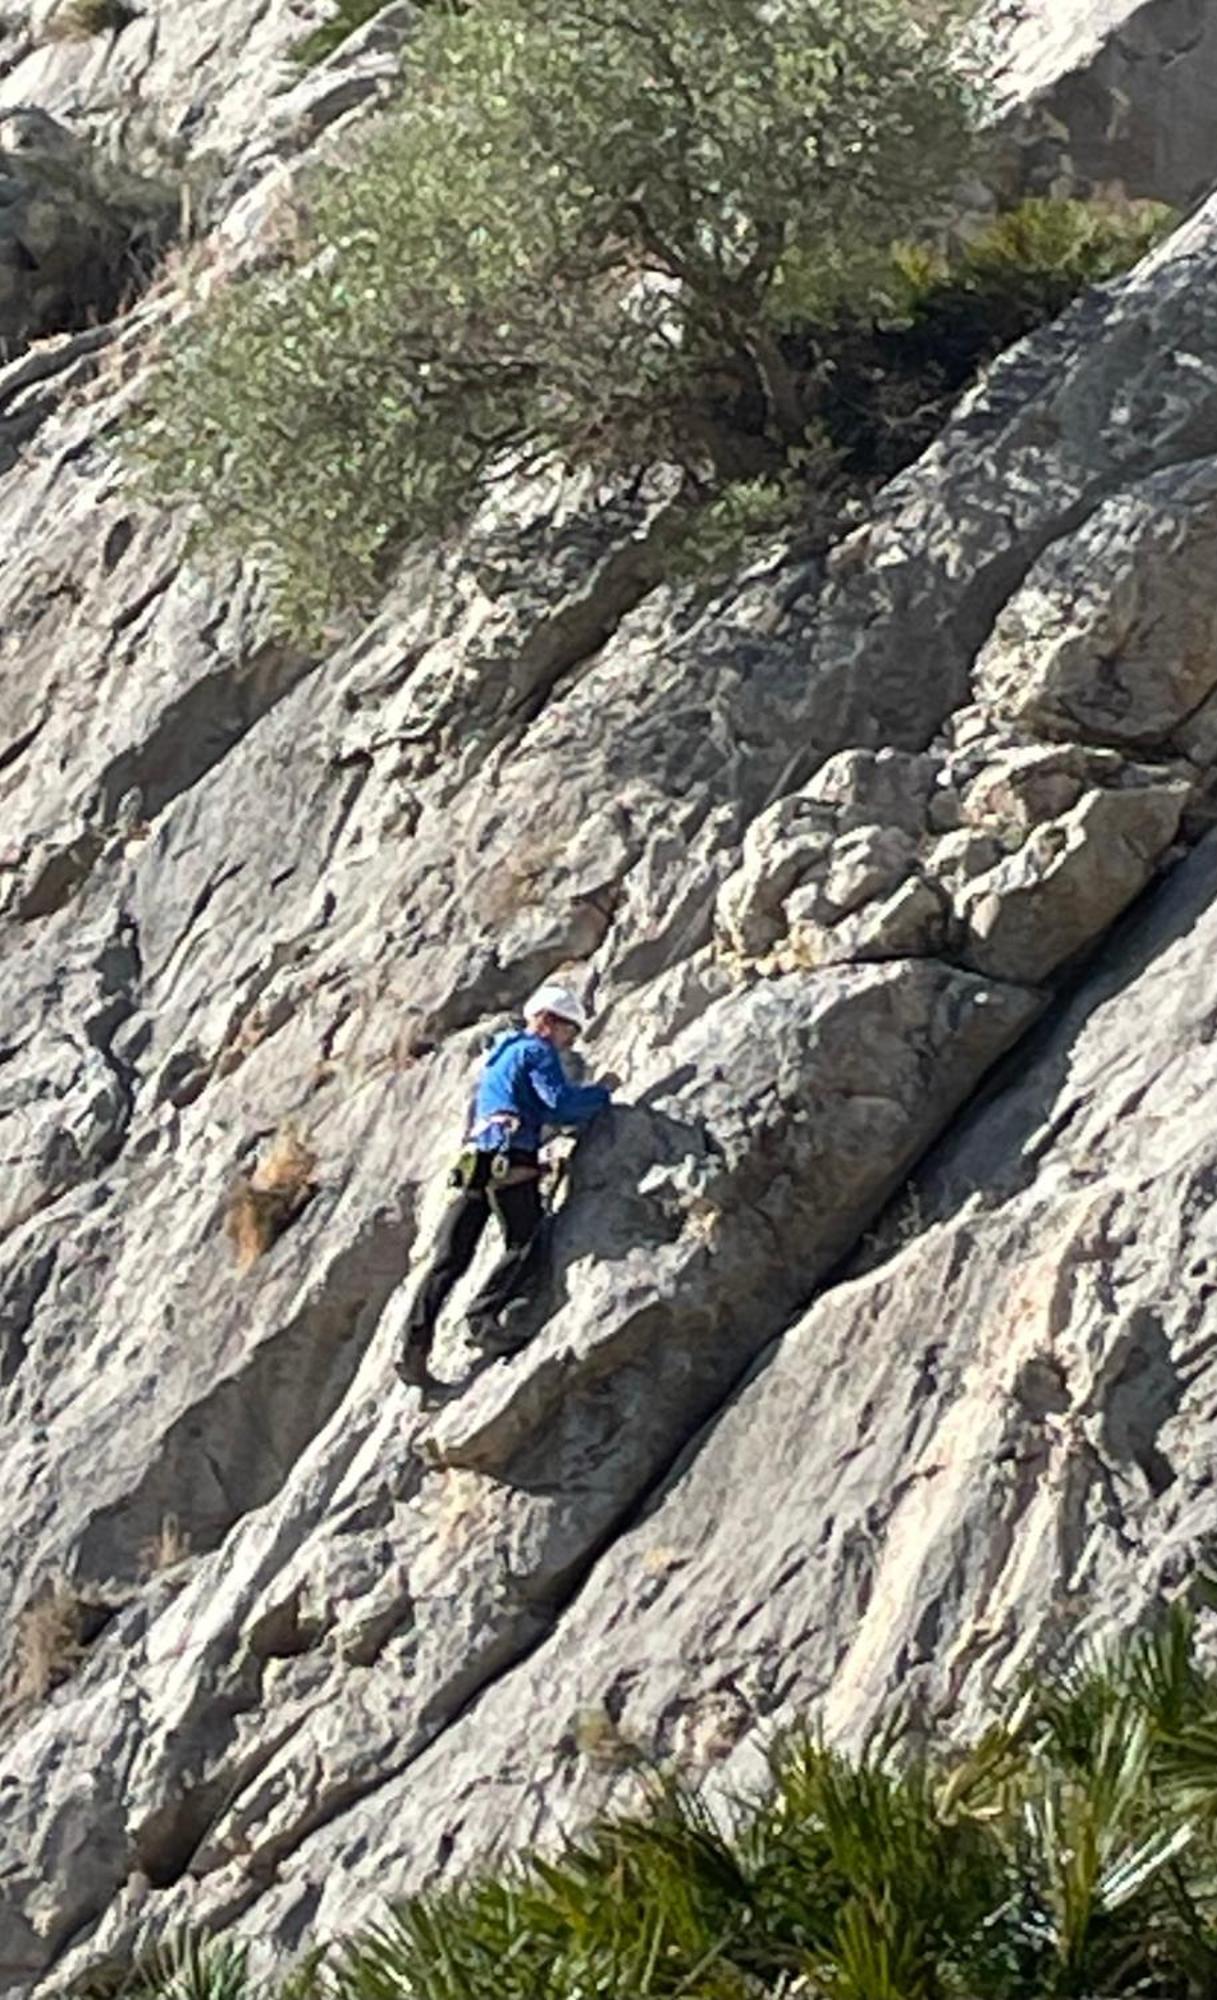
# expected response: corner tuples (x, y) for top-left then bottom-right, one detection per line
(225, 1126), (319, 1272)
(571, 1703), (644, 1771)
(45, 0), (135, 38)
(6, 1577), (85, 1708)
(253, 1127), (318, 1194)
(138, 1513), (192, 1578)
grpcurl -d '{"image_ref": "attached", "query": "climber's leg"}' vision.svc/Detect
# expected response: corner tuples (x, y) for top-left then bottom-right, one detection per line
(398, 1179), (489, 1387)
(466, 1175), (546, 1343)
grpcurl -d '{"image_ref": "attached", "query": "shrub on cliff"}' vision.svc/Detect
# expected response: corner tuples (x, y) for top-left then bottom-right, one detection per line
(665, 194), (1174, 578)
(291, 0), (458, 69)
(795, 192), (1175, 482)
(128, 0), (980, 632)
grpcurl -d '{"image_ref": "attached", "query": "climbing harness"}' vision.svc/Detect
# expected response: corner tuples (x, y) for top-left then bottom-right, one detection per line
(539, 1134), (576, 1209)
(449, 1111), (542, 1189)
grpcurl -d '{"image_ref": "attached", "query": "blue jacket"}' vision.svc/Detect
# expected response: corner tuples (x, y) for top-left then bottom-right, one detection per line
(470, 1030), (610, 1154)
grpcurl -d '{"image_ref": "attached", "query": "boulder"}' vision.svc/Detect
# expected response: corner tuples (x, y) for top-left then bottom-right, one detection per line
(955, 778), (1187, 982)
(975, 461), (1217, 751)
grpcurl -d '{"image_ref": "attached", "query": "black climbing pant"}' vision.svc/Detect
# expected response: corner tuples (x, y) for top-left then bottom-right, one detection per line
(404, 1151), (545, 1356)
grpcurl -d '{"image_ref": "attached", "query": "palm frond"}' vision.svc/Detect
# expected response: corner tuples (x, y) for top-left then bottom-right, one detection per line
(111, 1617), (1217, 2000)
(122, 1934), (257, 2000)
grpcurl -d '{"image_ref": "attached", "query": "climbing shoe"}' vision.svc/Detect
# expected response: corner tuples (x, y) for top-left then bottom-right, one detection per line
(395, 1340), (434, 1392)
(467, 1311), (531, 1359)
(465, 1312), (503, 1352)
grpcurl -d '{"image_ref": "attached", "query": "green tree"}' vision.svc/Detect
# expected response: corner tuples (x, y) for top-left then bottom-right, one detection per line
(130, 0), (980, 631)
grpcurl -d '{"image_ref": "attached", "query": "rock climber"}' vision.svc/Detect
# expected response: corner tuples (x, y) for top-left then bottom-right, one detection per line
(396, 983), (615, 1394)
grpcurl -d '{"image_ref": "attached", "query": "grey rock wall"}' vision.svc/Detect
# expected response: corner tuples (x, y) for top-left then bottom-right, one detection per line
(3, 1), (1217, 1994)
(0, 185), (1214, 1995)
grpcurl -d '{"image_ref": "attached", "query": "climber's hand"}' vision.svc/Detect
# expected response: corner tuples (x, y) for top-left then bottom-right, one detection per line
(598, 1071), (622, 1094)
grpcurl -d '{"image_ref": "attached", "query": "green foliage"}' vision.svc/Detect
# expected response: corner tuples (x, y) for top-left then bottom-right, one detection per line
(663, 475), (813, 585)
(337, 1790), (758, 2000)
(127, 0), (1172, 637)
(127, 0), (980, 633)
(666, 195), (1173, 585)
(737, 1728), (1021, 1998)
(292, 0), (458, 70)
(111, 1609), (1217, 2000)
(115, 1933), (256, 2000)
(291, 0), (393, 68)
(787, 195), (1175, 483)
(897, 194), (1174, 355)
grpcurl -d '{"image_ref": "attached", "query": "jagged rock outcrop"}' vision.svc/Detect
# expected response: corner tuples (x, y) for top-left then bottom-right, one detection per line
(0, 0), (418, 238)
(4, 2), (1217, 1995)
(0, 108), (171, 357)
(997, 0), (1217, 208)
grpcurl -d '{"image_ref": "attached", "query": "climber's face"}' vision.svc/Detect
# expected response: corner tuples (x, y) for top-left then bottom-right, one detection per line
(528, 1010), (579, 1050)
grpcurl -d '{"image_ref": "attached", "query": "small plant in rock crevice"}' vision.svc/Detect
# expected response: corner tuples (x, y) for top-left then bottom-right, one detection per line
(224, 1126), (319, 1273)
(45, 0), (136, 39)
(789, 193), (1175, 489)
(290, 0), (454, 68)
(4, 1575), (86, 1710)
(291, 0), (388, 66)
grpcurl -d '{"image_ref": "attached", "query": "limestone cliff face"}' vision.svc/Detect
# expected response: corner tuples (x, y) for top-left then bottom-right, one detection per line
(3, 2), (1217, 1992)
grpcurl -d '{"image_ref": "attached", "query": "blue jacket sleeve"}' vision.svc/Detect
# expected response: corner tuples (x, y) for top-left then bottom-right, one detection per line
(526, 1042), (611, 1127)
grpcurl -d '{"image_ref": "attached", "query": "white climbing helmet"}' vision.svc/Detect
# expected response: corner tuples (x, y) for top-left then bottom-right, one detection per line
(524, 982), (588, 1030)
